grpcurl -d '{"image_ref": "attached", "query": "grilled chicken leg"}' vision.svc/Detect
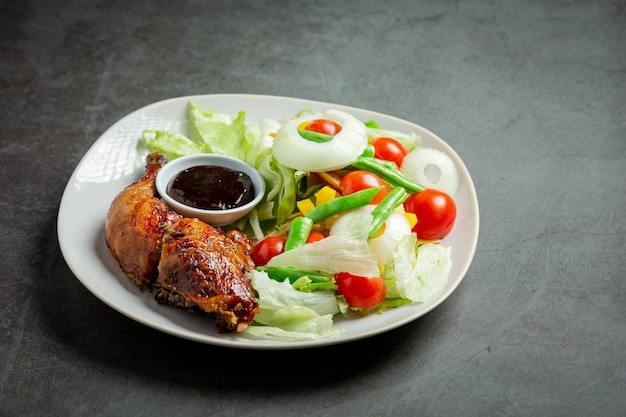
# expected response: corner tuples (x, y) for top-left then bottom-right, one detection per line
(105, 153), (181, 287)
(105, 152), (259, 332)
(154, 218), (259, 332)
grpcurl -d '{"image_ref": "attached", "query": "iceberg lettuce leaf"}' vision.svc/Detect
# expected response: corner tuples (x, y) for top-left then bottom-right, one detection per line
(267, 213), (380, 278)
(383, 234), (452, 302)
(249, 270), (339, 316)
(141, 130), (205, 158)
(187, 102), (248, 160)
(241, 270), (341, 341)
(256, 154), (296, 226)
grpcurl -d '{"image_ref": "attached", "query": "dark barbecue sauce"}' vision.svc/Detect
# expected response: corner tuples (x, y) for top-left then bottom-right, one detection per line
(167, 165), (255, 210)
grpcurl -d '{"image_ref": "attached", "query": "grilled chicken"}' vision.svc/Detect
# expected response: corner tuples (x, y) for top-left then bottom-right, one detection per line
(105, 153), (181, 287)
(105, 152), (259, 332)
(154, 218), (259, 332)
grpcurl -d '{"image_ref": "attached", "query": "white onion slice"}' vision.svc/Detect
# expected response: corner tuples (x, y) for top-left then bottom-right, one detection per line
(400, 147), (459, 197)
(330, 205), (412, 266)
(272, 110), (368, 172)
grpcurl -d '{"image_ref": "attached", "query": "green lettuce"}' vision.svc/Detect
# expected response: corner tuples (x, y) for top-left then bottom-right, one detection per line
(187, 103), (249, 160)
(141, 130), (205, 158)
(241, 270), (342, 341)
(383, 235), (452, 302)
(256, 155), (296, 226)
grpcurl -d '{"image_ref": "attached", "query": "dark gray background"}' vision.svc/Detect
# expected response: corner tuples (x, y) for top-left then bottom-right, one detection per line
(1, 0), (624, 416)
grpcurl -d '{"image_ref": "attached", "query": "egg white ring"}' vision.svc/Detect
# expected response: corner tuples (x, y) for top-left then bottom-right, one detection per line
(272, 109), (368, 172)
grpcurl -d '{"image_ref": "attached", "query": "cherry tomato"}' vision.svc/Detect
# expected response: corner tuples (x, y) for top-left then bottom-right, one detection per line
(372, 137), (408, 167)
(306, 230), (325, 243)
(340, 170), (389, 204)
(304, 119), (342, 136)
(251, 236), (286, 266)
(335, 272), (386, 309)
(404, 188), (456, 240)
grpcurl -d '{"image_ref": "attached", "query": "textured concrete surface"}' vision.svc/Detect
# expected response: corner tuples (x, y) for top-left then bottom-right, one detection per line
(1, 0), (625, 416)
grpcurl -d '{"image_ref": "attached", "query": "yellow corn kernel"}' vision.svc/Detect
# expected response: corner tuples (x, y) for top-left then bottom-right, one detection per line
(404, 212), (418, 229)
(297, 198), (316, 216)
(297, 121), (310, 130)
(315, 186), (338, 206)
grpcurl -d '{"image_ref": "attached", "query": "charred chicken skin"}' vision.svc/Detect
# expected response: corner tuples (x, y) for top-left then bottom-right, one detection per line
(154, 218), (258, 332)
(105, 152), (181, 287)
(104, 152), (259, 332)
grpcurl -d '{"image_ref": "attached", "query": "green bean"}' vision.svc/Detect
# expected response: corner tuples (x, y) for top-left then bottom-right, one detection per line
(256, 266), (332, 284)
(352, 156), (425, 193)
(297, 129), (334, 143)
(362, 155), (399, 171)
(305, 186), (383, 223)
(368, 186), (410, 239)
(284, 216), (314, 251)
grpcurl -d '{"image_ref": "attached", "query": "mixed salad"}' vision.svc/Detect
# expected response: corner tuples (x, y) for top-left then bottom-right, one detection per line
(141, 102), (459, 341)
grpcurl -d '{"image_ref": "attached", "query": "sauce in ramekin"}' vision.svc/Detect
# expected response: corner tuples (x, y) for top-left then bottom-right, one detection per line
(167, 165), (255, 210)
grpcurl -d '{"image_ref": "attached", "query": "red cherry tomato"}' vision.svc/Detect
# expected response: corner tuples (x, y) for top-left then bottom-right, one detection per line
(304, 119), (342, 136)
(335, 273), (386, 309)
(306, 230), (325, 243)
(404, 188), (457, 240)
(251, 236), (286, 266)
(340, 170), (389, 204)
(372, 137), (408, 167)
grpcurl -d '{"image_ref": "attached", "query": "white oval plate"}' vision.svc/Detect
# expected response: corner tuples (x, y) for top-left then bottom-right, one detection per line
(58, 94), (479, 350)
